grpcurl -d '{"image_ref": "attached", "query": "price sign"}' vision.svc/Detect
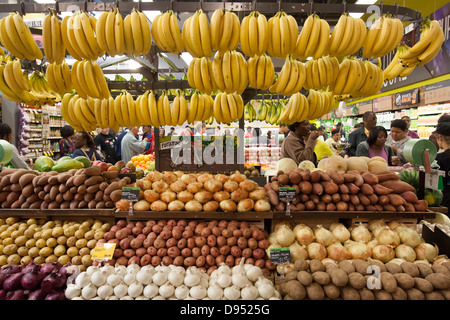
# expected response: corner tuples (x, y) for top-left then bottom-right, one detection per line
(121, 187), (140, 202)
(269, 247), (291, 265)
(278, 187), (297, 202)
(91, 243), (116, 262)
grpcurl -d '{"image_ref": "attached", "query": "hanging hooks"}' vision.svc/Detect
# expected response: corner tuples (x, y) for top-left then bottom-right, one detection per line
(309, 0), (314, 15)
(342, 0), (347, 14)
(277, 0), (282, 12)
(116, 0), (119, 11)
(394, 2), (399, 17)
(19, 0), (25, 16)
(83, 0), (88, 12)
(199, 0), (203, 11)
(54, 0), (60, 15)
(137, 0), (142, 12)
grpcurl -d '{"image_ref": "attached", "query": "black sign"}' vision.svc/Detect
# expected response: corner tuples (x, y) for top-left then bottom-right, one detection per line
(269, 247), (291, 265)
(121, 187), (140, 202)
(394, 88), (419, 106)
(278, 187), (297, 202)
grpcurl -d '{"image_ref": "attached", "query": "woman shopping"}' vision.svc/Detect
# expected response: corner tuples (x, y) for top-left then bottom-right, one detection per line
(71, 132), (103, 161)
(356, 126), (399, 166)
(281, 121), (318, 165)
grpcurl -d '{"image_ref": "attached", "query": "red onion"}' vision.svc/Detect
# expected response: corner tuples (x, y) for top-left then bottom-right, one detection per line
(6, 289), (28, 300)
(3, 272), (24, 291)
(22, 262), (39, 274)
(0, 289), (7, 300)
(0, 273), (8, 288)
(20, 266), (43, 290)
(41, 272), (66, 293)
(28, 289), (47, 300)
(44, 292), (66, 300)
(39, 262), (62, 276)
(0, 265), (22, 274)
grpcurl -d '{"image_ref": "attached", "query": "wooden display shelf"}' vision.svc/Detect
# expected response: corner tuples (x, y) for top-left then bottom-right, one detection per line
(428, 206), (448, 214)
(272, 210), (436, 220)
(115, 210), (273, 221)
(0, 209), (116, 224)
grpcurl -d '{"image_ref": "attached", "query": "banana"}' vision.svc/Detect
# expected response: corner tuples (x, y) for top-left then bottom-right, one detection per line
(262, 55), (275, 91)
(247, 55), (258, 89)
(227, 93), (238, 123)
(283, 58), (299, 95)
(100, 98), (110, 129)
(345, 17), (361, 56)
(0, 64), (21, 102)
(294, 14), (315, 60)
(279, 13), (291, 59)
(113, 94), (124, 126)
(221, 51), (233, 93)
(195, 94), (205, 122)
(171, 91), (180, 126)
(46, 62), (60, 94)
(152, 13), (169, 52)
(83, 60), (101, 98)
(193, 58), (205, 93)
(219, 10), (234, 53)
(119, 92), (130, 126)
(243, 13), (256, 57)
(92, 61), (110, 99)
(61, 16), (81, 61)
(213, 92), (223, 123)
(11, 60), (28, 92)
(210, 9), (224, 52)
(188, 92), (199, 124)
(42, 13), (53, 62)
(130, 10), (143, 56)
(79, 97), (96, 124)
(311, 60), (321, 90)
(268, 13), (281, 58)
(230, 51), (240, 93)
(11, 13), (43, 60)
(96, 11), (109, 55)
(198, 10), (212, 58)
(341, 59), (358, 95)
(305, 15), (321, 58)
(383, 45), (404, 80)
(169, 11), (184, 54)
(220, 92), (232, 124)
(163, 91), (172, 126)
(93, 97), (102, 127)
(61, 93), (76, 125)
(51, 13), (65, 64)
(178, 92), (189, 125)
(80, 11), (102, 58)
(115, 9), (125, 56)
(60, 62), (73, 93)
(331, 58), (351, 95)
(148, 91), (160, 127)
(336, 15), (353, 57)
(123, 12), (134, 56)
(329, 14), (347, 56)
(417, 22), (444, 64)
(5, 15), (34, 60)
(188, 11), (203, 58)
(229, 12), (241, 52)
(255, 55), (266, 90)
(236, 53), (248, 94)
(138, 10), (151, 56)
(73, 13), (96, 60)
(257, 12), (269, 56)
(269, 56), (291, 94)
(126, 92), (138, 126)
(138, 91), (150, 125)
(314, 18), (330, 59)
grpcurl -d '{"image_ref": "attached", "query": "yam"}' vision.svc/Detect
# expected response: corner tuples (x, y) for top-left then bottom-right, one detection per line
(299, 181), (312, 194)
(399, 191), (419, 204)
(342, 173), (356, 183)
(87, 184), (100, 194)
(360, 184), (374, 195)
(10, 169), (34, 184)
(425, 273), (450, 290)
(361, 172), (379, 185)
(312, 183), (323, 195)
(18, 173), (37, 188)
(323, 284), (340, 300)
(414, 200), (428, 211)
(339, 286), (360, 300)
(391, 287), (407, 300)
(99, 182), (109, 191)
(406, 288), (425, 300)
(393, 273), (415, 289)
(388, 194), (406, 206)
(77, 185), (87, 195)
(380, 272), (397, 293)
(285, 280), (306, 300)
(83, 166), (102, 177)
(309, 171), (320, 183)
(306, 283), (324, 300)
(439, 288), (450, 300)
(105, 181), (120, 195)
(367, 193), (378, 205)
(22, 184), (34, 198)
(329, 171), (344, 184)
(65, 176), (75, 187)
(73, 175), (87, 187)
(10, 183), (21, 192)
(358, 193), (371, 206)
(345, 183), (360, 194)
(85, 175), (104, 187)
(110, 189), (123, 202)
(373, 184), (394, 195)
(339, 184), (349, 194)
(374, 171), (399, 182)
(84, 193), (95, 202)
(322, 181), (339, 194)
(348, 272), (366, 290)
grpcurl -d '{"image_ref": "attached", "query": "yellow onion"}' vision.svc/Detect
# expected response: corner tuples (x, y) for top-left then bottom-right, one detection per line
(351, 224), (372, 244)
(276, 263), (294, 275)
(414, 243), (438, 262)
(344, 240), (372, 260)
(306, 242), (327, 260)
(376, 227), (401, 247)
(275, 224), (295, 247)
(274, 221), (292, 232)
(204, 179), (223, 193)
(314, 225), (335, 247)
(289, 242), (308, 261)
(331, 224), (351, 243)
(293, 224), (315, 246)
(388, 220), (405, 230)
(326, 242), (352, 262)
(368, 219), (386, 232)
(372, 245), (395, 263)
(395, 244), (416, 262)
(367, 239), (379, 250)
(268, 232), (277, 245)
(433, 255), (449, 266)
(396, 226), (421, 247)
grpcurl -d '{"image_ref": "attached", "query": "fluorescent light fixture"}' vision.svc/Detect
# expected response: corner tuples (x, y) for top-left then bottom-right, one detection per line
(180, 52), (193, 66)
(33, 0), (55, 4)
(144, 10), (161, 23)
(356, 0), (378, 4)
(126, 60), (142, 70)
(349, 12), (364, 18)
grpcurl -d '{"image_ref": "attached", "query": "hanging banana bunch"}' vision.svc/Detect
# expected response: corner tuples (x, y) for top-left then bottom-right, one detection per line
(267, 12), (298, 59)
(363, 15), (404, 59)
(210, 9), (240, 53)
(169, 89), (190, 126)
(95, 9), (125, 57)
(113, 90), (138, 128)
(92, 96), (119, 130)
(46, 61), (73, 95)
(329, 58), (367, 96)
(69, 11), (104, 60)
(240, 11), (269, 57)
(212, 50), (248, 94)
(269, 55), (306, 96)
(182, 9), (213, 57)
(187, 57), (218, 95)
(71, 60), (110, 99)
(327, 14), (368, 58)
(0, 60), (36, 105)
(135, 91), (154, 126)
(277, 92), (309, 124)
(154, 90), (171, 127)
(61, 93), (84, 131)
(349, 60), (384, 99)
(293, 14), (330, 60)
(306, 90), (335, 120)
(213, 92), (244, 124)
(0, 12), (43, 61)
(399, 19), (444, 67)
(303, 55), (339, 91)
(123, 9), (152, 57)
(42, 10), (65, 64)
(247, 54), (274, 90)
(151, 10), (184, 54)
(383, 44), (412, 80)
(187, 91), (214, 124)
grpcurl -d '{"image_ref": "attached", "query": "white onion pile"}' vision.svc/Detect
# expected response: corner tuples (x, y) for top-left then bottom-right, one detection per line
(65, 261), (280, 300)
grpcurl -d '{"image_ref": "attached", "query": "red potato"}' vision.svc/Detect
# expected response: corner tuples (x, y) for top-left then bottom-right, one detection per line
(151, 256), (162, 266)
(173, 256), (184, 266)
(166, 238), (178, 248)
(120, 238), (131, 250)
(136, 247), (147, 258)
(187, 238), (195, 249)
(140, 254), (152, 266)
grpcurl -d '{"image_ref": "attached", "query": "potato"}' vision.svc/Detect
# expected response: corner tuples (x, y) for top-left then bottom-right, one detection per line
(393, 273), (415, 289)
(406, 288), (425, 300)
(413, 277), (433, 293)
(297, 270), (312, 286)
(348, 272), (366, 290)
(425, 291), (445, 300)
(309, 259), (325, 273)
(416, 262), (434, 278)
(311, 271), (330, 286)
(380, 272), (397, 293)
(432, 264), (450, 277)
(358, 287), (375, 300)
(373, 289), (392, 300)
(425, 273), (450, 290)
(306, 282), (324, 300)
(323, 284), (340, 300)
(351, 259), (369, 275)
(340, 286), (360, 300)
(400, 262), (419, 277)
(385, 262), (402, 274)
(338, 260), (355, 275)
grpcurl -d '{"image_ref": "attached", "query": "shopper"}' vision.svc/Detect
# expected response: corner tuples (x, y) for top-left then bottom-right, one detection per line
(430, 114), (450, 153)
(141, 126), (155, 155)
(194, 122), (206, 136)
(72, 131), (103, 161)
(167, 127), (176, 136)
(159, 128), (166, 137)
(356, 126), (398, 166)
(281, 121), (318, 165)
(215, 126), (222, 136)
(310, 124), (333, 161)
(352, 122), (363, 132)
(245, 127), (253, 139)
(336, 122), (346, 139)
(59, 125), (74, 158)
(386, 119), (411, 166)
(317, 126), (327, 141)
(94, 127), (118, 164)
(115, 128), (129, 160)
(250, 128), (269, 145)
(279, 124), (290, 138)
(434, 122), (450, 210)
(401, 116), (420, 139)
(120, 126), (151, 164)
(345, 111), (377, 157)
(0, 123), (29, 169)
(326, 129), (344, 155)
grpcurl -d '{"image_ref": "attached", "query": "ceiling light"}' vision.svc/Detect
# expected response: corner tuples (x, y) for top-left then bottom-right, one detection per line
(355, 0), (378, 4)
(33, 0), (55, 4)
(349, 12), (364, 18)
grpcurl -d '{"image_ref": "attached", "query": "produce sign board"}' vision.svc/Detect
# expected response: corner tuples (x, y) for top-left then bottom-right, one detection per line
(121, 187), (140, 202)
(278, 187), (297, 202)
(269, 247), (291, 265)
(91, 243), (116, 262)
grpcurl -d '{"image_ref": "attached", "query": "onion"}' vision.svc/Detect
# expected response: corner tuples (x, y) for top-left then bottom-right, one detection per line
(65, 284), (81, 300)
(275, 224), (295, 247)
(389, 220), (404, 230)
(190, 285), (207, 300)
(344, 240), (372, 260)
(241, 285), (259, 300)
(39, 262), (62, 276)
(20, 265), (43, 290)
(174, 285), (190, 300)
(75, 272), (91, 288)
(414, 243), (438, 262)
(158, 282), (174, 298)
(306, 242), (327, 260)
(28, 289), (47, 300)
(258, 283), (274, 299)
(326, 242), (352, 261)
(91, 270), (108, 287)
(21, 262), (39, 274)
(368, 219), (386, 232)
(45, 292), (66, 300)
(128, 282), (144, 298)
(293, 224), (315, 246)
(3, 272), (24, 291)
(351, 224), (372, 243)
(372, 245), (395, 263)
(207, 285), (223, 300)
(0, 289), (7, 300)
(396, 226), (421, 247)
(217, 274), (232, 288)
(0, 265), (22, 274)
(143, 283), (159, 299)
(314, 225), (335, 247)
(231, 271), (249, 288)
(223, 285), (241, 300)
(276, 263), (294, 275)
(289, 242), (308, 261)
(245, 265), (263, 282)
(395, 244), (416, 262)
(331, 224), (351, 243)
(367, 239), (379, 250)
(41, 271), (66, 293)
(6, 289), (27, 300)
(376, 227), (401, 247)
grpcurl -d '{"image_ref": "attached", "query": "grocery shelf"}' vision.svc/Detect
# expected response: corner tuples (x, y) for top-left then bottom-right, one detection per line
(115, 211), (274, 222)
(272, 210), (436, 221)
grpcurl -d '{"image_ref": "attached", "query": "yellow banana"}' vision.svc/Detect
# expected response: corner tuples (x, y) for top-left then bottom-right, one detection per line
(42, 13), (53, 62)
(230, 51), (240, 93)
(123, 13), (134, 56)
(294, 14), (314, 60)
(12, 13), (43, 60)
(139, 10), (151, 55)
(130, 10), (143, 55)
(198, 10), (212, 57)
(115, 9), (125, 56)
(262, 55), (275, 91)
(169, 11), (184, 54)
(210, 9), (224, 52)
(96, 11), (109, 54)
(92, 61), (110, 99)
(178, 92), (189, 125)
(236, 53), (248, 94)
(149, 91), (160, 127)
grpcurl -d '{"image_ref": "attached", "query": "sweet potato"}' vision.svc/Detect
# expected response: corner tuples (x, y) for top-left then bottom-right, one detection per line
(361, 172), (379, 185)
(360, 184), (374, 195)
(341, 193), (350, 202)
(414, 278), (433, 293)
(388, 194), (406, 206)
(345, 183), (360, 194)
(343, 173), (356, 183)
(381, 180), (415, 193)
(336, 202), (348, 211)
(339, 184), (349, 194)
(331, 193), (341, 203)
(358, 193), (371, 206)
(319, 171), (331, 181)
(396, 205), (406, 212)
(310, 194), (320, 204)
(367, 193), (378, 205)
(322, 181), (339, 194)
(414, 200), (428, 212)
(399, 191), (419, 204)
(312, 183), (323, 195)
(299, 181), (312, 194)
(329, 172), (344, 184)
(404, 203), (416, 212)
(326, 203), (336, 211)
(309, 171), (321, 183)
(353, 174), (364, 187)
(83, 166), (102, 177)
(374, 171), (399, 182)
(373, 184), (394, 195)
(383, 204), (396, 211)
(378, 195), (389, 205)
(299, 170), (311, 181)
(350, 194), (360, 206)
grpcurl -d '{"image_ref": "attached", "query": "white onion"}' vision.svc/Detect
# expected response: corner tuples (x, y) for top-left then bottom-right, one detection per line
(224, 286), (241, 300)
(200, 272), (209, 289)
(207, 285), (223, 300)
(314, 225), (335, 247)
(65, 284), (81, 300)
(168, 269), (184, 287)
(275, 224), (295, 247)
(306, 242), (327, 260)
(123, 272), (136, 286)
(289, 242), (308, 261)
(190, 285), (207, 300)
(368, 219), (386, 232)
(217, 263), (232, 276)
(351, 224), (372, 243)
(395, 244), (416, 262)
(90, 270), (108, 287)
(107, 296), (118, 300)
(86, 266), (100, 275)
(376, 227), (401, 247)
(151, 295), (166, 300)
(367, 239), (379, 250)
(153, 269), (169, 286)
(245, 265), (263, 282)
(128, 282), (144, 298)
(143, 283), (159, 299)
(100, 264), (115, 276)
(414, 243), (438, 262)
(113, 283), (129, 298)
(120, 295), (133, 300)
(258, 283), (274, 299)
(75, 272), (91, 288)
(135, 296), (149, 300)
(241, 285), (259, 300)
(159, 282), (175, 298)
(175, 285), (190, 300)
(231, 271), (249, 288)
(293, 224), (315, 246)
(184, 272), (201, 287)
(106, 274), (123, 287)
(127, 263), (140, 274)
(114, 265), (127, 277)
(81, 283), (97, 300)
(97, 284), (114, 300)
(217, 273), (232, 288)
(136, 269), (153, 285)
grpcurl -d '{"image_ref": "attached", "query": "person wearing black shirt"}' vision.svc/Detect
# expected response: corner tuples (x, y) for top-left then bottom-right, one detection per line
(94, 128), (118, 164)
(435, 122), (450, 212)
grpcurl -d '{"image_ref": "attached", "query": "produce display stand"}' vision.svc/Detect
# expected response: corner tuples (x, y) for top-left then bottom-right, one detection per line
(0, 209), (116, 224)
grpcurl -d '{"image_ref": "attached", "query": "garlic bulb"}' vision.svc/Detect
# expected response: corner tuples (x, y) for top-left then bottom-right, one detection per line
(190, 285), (207, 300)
(100, 264), (115, 276)
(86, 265), (100, 276)
(224, 286), (241, 300)
(127, 263), (140, 274)
(258, 282), (274, 299)
(123, 272), (137, 286)
(231, 271), (249, 288)
(159, 282), (175, 298)
(217, 273), (232, 288)
(114, 265), (128, 277)
(152, 269), (169, 286)
(90, 270), (108, 287)
(246, 265), (263, 282)
(217, 264), (232, 276)
(207, 285), (223, 300)
(175, 285), (190, 300)
(113, 282), (129, 298)
(184, 270), (201, 287)
(168, 268), (184, 287)
(200, 272), (209, 289)
(107, 273), (123, 287)
(81, 283), (97, 300)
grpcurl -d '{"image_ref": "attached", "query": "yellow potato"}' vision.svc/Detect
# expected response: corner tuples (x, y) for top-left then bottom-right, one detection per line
(40, 229), (53, 240)
(39, 247), (53, 257)
(20, 255), (32, 265)
(67, 246), (79, 258)
(45, 254), (58, 263)
(27, 247), (40, 258)
(74, 229), (85, 239)
(17, 246), (29, 257)
(58, 255), (71, 265)
(46, 238), (57, 248)
(33, 256), (45, 265)
(14, 235), (28, 247)
(35, 239), (46, 249)
(7, 253), (20, 265)
(0, 255), (7, 266)
(2, 237), (13, 246)
(25, 238), (36, 248)
(52, 227), (64, 238)
(75, 239), (87, 249)
(66, 236), (77, 247)
(26, 218), (37, 225)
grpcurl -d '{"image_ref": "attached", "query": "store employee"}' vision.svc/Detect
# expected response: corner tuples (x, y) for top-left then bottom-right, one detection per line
(280, 121), (318, 165)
